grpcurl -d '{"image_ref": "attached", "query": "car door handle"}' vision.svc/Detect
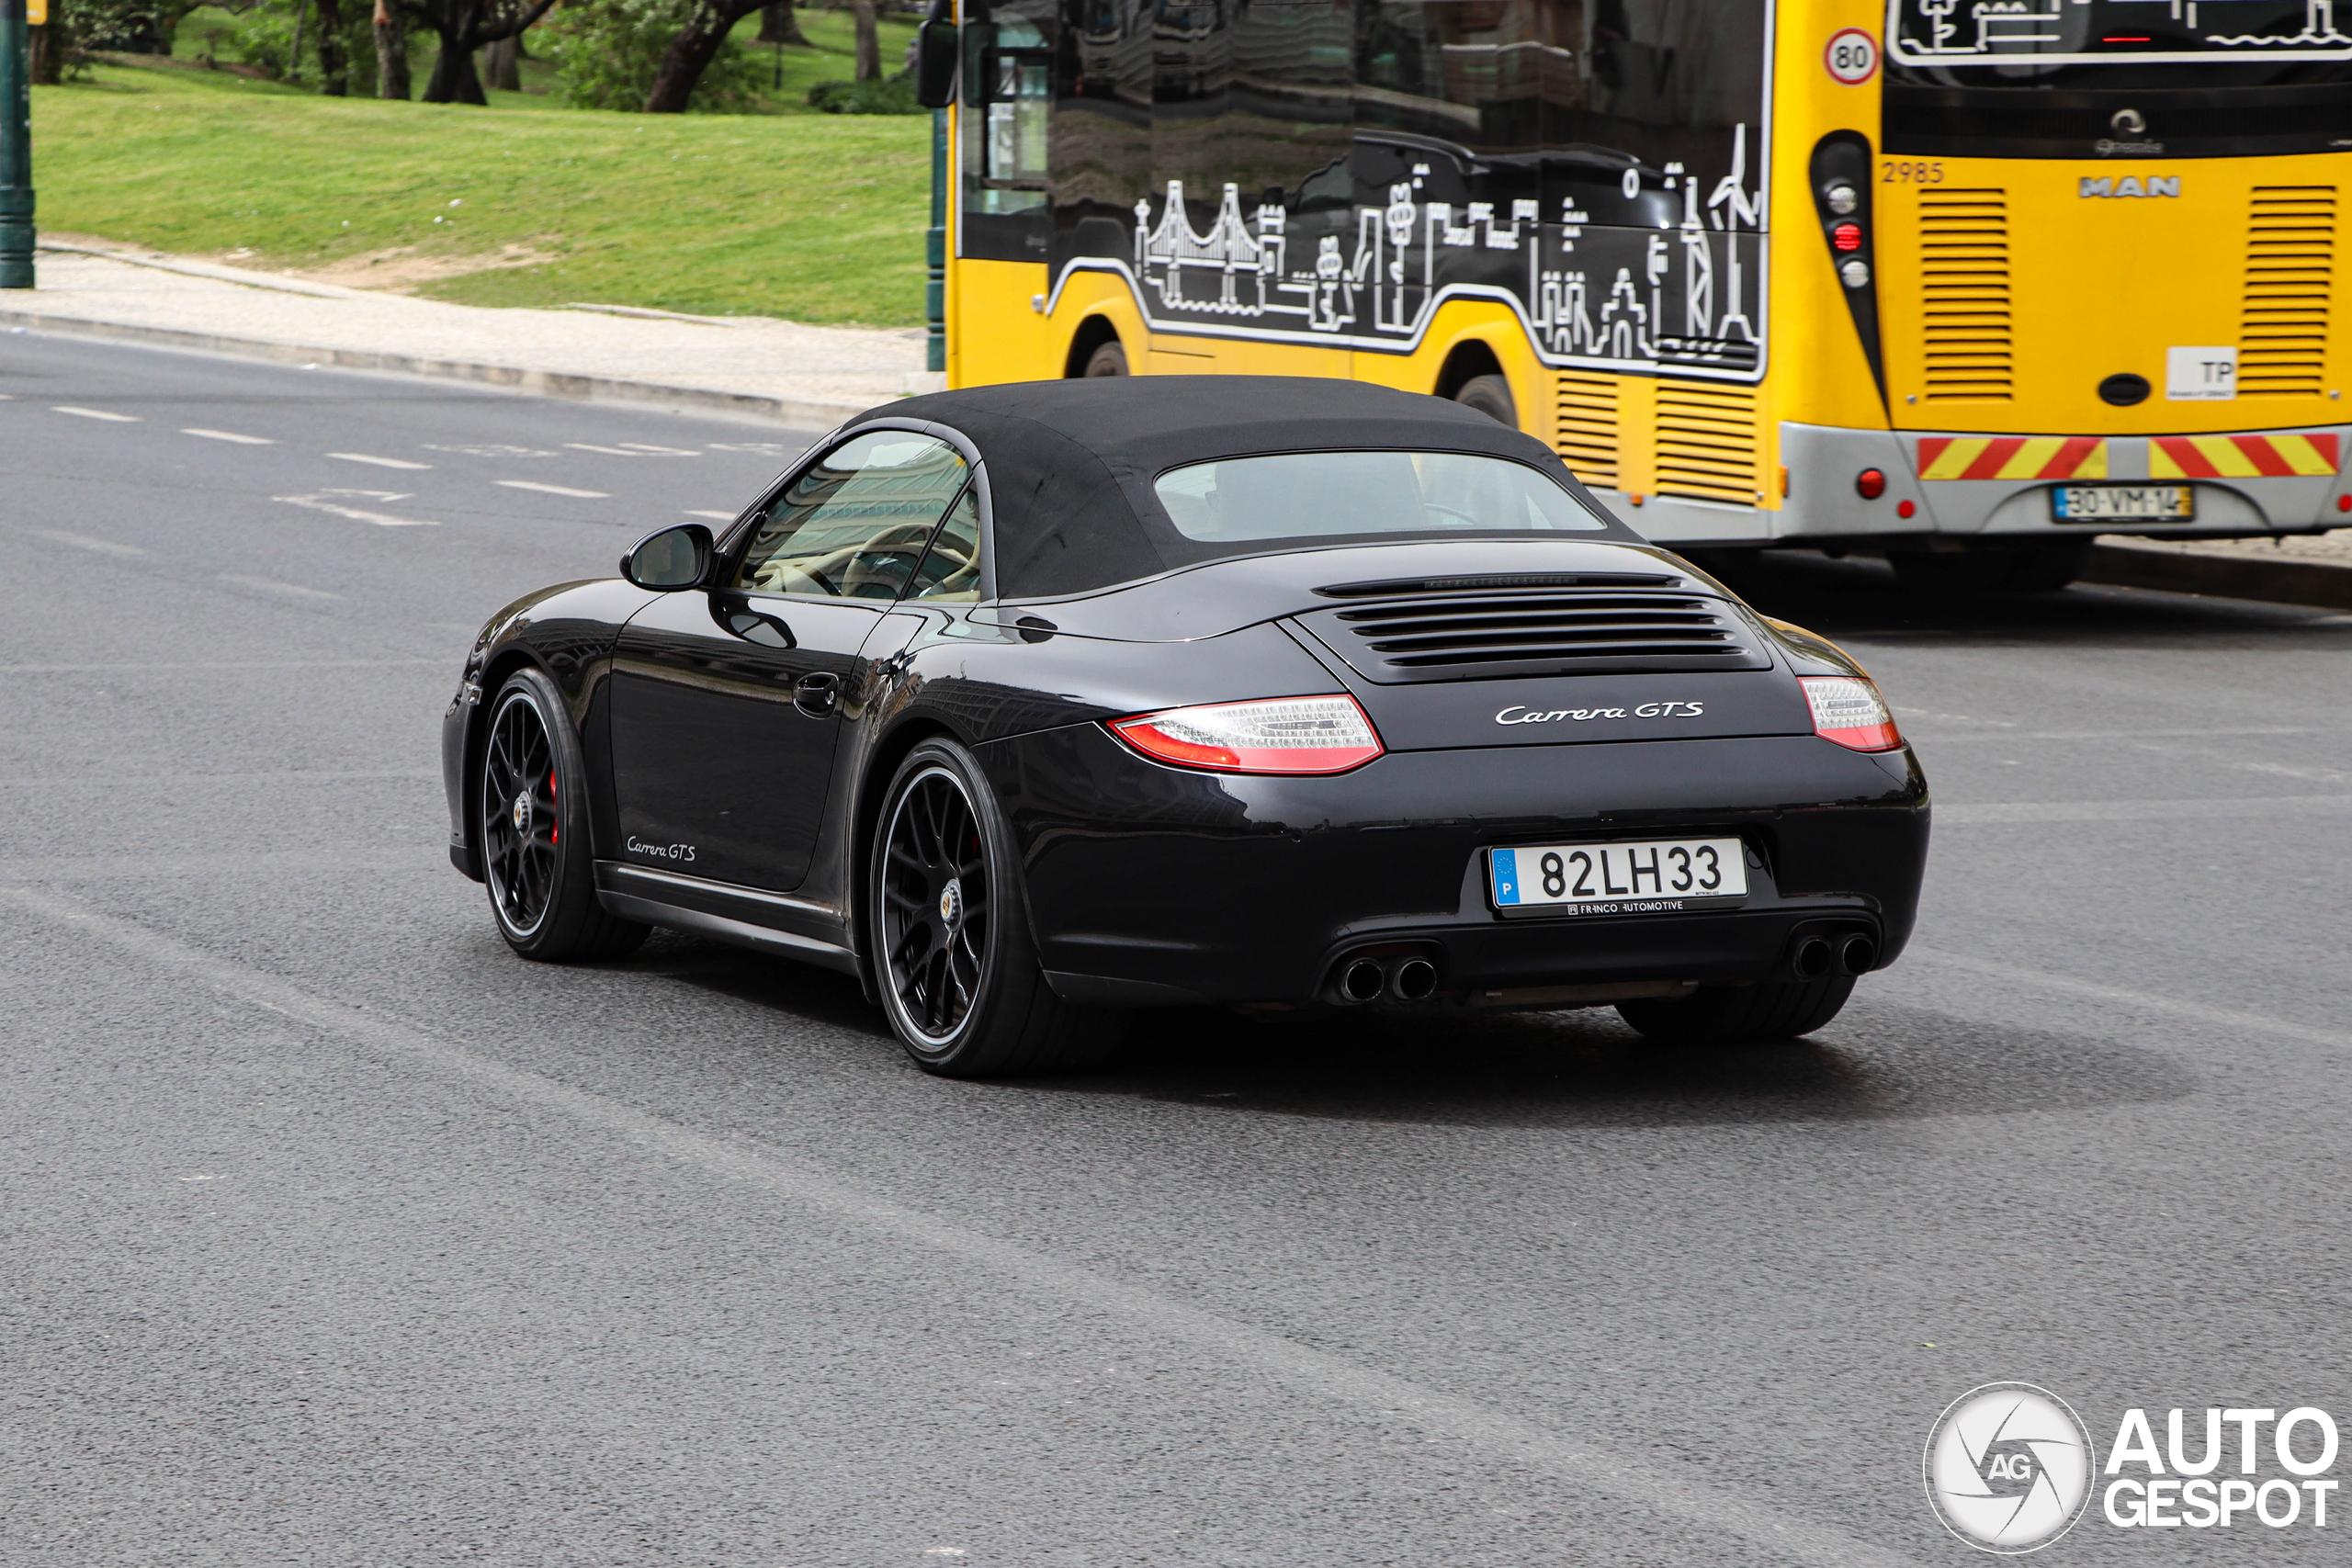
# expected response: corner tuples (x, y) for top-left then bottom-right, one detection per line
(794, 671), (842, 717)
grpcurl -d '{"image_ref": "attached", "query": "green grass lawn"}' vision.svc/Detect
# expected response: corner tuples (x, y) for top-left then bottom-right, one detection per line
(31, 48), (933, 324)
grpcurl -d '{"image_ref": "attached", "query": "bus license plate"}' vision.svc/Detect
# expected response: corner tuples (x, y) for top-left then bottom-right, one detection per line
(1488, 838), (1747, 917)
(2051, 484), (2194, 522)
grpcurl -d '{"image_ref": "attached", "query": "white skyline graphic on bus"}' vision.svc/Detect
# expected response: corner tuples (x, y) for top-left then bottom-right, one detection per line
(1130, 127), (1763, 374)
(1892, 0), (2352, 62)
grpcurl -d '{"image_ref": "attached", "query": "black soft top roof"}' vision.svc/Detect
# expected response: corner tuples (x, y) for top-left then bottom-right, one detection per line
(856, 377), (1636, 600)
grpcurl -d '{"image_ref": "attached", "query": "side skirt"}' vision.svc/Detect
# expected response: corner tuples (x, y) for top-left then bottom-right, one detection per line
(594, 861), (860, 976)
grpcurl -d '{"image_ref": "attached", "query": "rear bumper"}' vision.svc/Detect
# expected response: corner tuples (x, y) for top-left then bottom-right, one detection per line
(1775, 420), (2352, 543)
(980, 726), (1929, 1007)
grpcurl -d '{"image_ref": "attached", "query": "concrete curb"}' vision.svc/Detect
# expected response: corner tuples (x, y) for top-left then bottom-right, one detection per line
(0, 310), (873, 431)
(2081, 539), (2352, 612)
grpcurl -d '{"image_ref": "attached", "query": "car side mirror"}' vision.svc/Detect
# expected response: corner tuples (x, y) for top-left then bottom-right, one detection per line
(916, 18), (959, 107)
(620, 523), (712, 591)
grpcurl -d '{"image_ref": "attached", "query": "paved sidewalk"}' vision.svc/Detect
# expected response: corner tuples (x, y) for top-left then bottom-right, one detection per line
(0, 245), (931, 427)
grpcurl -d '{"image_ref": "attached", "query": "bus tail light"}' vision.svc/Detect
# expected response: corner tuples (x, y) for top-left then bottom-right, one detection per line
(1832, 221), (1863, 252)
(1809, 131), (1884, 396)
(1109, 694), (1385, 774)
(1800, 676), (1903, 752)
(1855, 468), (1887, 499)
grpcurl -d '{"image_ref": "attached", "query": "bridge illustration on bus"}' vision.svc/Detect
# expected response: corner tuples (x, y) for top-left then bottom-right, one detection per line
(1118, 127), (1764, 378)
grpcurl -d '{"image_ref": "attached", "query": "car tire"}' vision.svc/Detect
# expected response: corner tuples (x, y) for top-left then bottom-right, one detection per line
(1082, 340), (1129, 378)
(1614, 974), (1855, 1046)
(1452, 371), (1518, 428)
(478, 668), (649, 963)
(869, 738), (1125, 1076)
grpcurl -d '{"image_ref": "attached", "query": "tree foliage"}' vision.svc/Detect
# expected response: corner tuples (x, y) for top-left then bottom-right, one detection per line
(544, 0), (764, 113)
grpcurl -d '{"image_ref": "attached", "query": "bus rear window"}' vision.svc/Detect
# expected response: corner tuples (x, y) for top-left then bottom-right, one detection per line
(1885, 0), (2352, 159)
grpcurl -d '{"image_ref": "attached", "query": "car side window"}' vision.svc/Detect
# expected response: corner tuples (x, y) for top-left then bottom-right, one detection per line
(731, 431), (969, 599)
(902, 486), (981, 603)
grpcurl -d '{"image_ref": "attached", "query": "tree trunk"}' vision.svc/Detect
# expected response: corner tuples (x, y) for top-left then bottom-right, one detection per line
(482, 34), (519, 90)
(851, 0), (877, 81)
(757, 1), (807, 45)
(288, 0), (308, 80)
(313, 0), (348, 93)
(375, 0), (412, 98)
(28, 24), (60, 85)
(423, 23), (486, 102)
(643, 0), (761, 113)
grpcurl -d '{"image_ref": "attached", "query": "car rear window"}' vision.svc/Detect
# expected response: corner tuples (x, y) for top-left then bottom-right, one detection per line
(1152, 450), (1611, 542)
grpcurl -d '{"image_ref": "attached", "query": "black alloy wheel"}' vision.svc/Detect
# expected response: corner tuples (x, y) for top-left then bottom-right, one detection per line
(869, 739), (1122, 1076)
(879, 762), (990, 1044)
(478, 668), (648, 962)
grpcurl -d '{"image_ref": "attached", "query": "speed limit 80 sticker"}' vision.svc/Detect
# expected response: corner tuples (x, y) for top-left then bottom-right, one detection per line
(1825, 28), (1879, 85)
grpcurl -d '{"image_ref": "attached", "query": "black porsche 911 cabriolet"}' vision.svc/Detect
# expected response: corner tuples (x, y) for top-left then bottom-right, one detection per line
(443, 378), (1928, 1075)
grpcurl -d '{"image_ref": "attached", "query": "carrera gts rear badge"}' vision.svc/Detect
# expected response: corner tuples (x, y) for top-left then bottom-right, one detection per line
(1495, 702), (1706, 725)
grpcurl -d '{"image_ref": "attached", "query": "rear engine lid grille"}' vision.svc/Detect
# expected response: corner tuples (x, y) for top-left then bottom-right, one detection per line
(1292, 584), (1770, 684)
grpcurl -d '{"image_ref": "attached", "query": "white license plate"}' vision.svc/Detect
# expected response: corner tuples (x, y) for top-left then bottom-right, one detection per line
(1488, 838), (1747, 915)
(2051, 484), (2194, 522)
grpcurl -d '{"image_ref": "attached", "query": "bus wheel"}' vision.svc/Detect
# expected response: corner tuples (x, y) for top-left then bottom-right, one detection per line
(1452, 373), (1517, 428)
(2004, 539), (2090, 592)
(1082, 340), (1128, 377)
(1889, 548), (2015, 594)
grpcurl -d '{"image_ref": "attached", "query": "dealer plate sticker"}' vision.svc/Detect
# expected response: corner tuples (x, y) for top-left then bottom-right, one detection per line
(1489, 838), (1747, 915)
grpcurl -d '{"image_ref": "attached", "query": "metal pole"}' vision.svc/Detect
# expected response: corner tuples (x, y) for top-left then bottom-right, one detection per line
(924, 107), (945, 374)
(0, 0), (32, 289)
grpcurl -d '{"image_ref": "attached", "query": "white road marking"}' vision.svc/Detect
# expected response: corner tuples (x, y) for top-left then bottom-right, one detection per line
(425, 443), (554, 457)
(1909, 945), (2352, 1055)
(51, 406), (140, 423)
(1908, 727), (2316, 745)
(182, 428), (274, 445)
(496, 479), (610, 499)
(707, 442), (800, 456)
(274, 492), (437, 527)
(568, 442), (699, 457)
(0, 883), (1920, 1568)
(684, 510), (735, 521)
(25, 528), (148, 558)
(219, 573), (345, 602)
(1936, 793), (2352, 824)
(328, 452), (432, 470)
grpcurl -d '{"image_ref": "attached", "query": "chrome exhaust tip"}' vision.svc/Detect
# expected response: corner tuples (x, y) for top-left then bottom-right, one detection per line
(1387, 957), (1439, 1001)
(1791, 935), (1835, 981)
(1836, 933), (1878, 977)
(1338, 957), (1386, 1005)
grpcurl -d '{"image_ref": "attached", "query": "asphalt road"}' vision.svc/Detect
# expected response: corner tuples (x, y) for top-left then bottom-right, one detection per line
(2, 334), (2345, 1568)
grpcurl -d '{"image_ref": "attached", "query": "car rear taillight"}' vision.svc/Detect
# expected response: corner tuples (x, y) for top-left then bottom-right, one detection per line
(1800, 676), (1903, 752)
(1109, 694), (1384, 774)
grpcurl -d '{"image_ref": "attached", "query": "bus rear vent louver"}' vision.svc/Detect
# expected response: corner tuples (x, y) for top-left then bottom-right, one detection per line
(1292, 586), (1770, 684)
(2240, 186), (2335, 399)
(1918, 189), (2013, 402)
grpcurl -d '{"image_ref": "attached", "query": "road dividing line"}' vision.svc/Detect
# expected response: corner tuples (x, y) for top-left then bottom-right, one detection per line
(1935, 794), (2352, 824)
(495, 479), (610, 499)
(1908, 945), (2352, 1055)
(51, 406), (140, 423)
(274, 492), (437, 527)
(182, 428), (275, 445)
(218, 573), (345, 602)
(0, 881), (1921, 1568)
(328, 453), (433, 470)
(568, 442), (699, 457)
(684, 510), (736, 521)
(25, 528), (148, 558)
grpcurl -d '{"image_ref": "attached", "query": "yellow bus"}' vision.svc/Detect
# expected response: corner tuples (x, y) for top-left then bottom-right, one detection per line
(916, 0), (2352, 590)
